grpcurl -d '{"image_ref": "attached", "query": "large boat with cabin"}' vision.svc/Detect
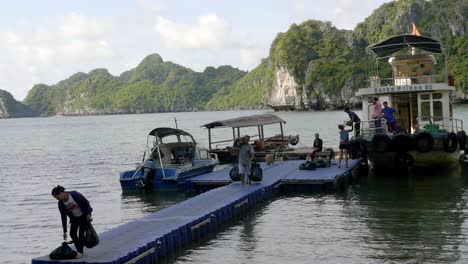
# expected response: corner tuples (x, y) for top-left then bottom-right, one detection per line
(353, 29), (467, 170)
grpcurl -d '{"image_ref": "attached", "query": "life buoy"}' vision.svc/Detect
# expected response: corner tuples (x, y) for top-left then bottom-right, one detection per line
(394, 152), (414, 168)
(392, 133), (413, 153)
(371, 134), (391, 153)
(414, 132), (434, 153)
(289, 135), (299, 146)
(443, 132), (458, 153)
(457, 130), (467, 151)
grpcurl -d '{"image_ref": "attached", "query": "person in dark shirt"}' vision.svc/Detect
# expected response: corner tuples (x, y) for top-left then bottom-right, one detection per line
(309, 133), (323, 159)
(344, 107), (361, 137)
(383, 102), (397, 133)
(52, 185), (93, 259)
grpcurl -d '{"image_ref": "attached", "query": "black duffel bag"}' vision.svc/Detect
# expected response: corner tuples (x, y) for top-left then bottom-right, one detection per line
(229, 164), (240, 181)
(84, 223), (100, 248)
(250, 162), (263, 182)
(49, 241), (77, 260)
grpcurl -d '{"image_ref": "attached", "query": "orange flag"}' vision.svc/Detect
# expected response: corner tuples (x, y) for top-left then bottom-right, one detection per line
(412, 21), (421, 36)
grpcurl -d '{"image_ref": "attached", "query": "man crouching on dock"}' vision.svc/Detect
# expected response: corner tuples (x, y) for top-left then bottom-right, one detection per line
(238, 135), (254, 187)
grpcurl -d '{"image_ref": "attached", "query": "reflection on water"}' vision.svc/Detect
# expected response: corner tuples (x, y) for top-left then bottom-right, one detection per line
(173, 166), (468, 264)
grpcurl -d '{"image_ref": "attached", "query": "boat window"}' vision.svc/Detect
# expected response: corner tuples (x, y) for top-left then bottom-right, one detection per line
(179, 135), (193, 143)
(433, 101), (443, 120)
(433, 93), (442, 100)
(199, 149), (209, 160)
(420, 94), (430, 100)
(421, 101), (431, 121)
(161, 135), (179, 143)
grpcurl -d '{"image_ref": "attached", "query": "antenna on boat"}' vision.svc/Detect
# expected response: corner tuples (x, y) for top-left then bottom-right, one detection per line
(174, 117), (178, 129)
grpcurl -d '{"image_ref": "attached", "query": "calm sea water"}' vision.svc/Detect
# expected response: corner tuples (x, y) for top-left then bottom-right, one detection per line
(1, 107), (468, 264)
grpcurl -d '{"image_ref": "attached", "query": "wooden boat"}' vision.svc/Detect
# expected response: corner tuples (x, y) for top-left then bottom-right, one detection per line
(202, 114), (304, 164)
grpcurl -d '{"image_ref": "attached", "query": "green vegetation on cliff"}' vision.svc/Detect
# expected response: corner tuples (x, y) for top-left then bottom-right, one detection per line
(23, 54), (246, 115)
(0, 89), (37, 118)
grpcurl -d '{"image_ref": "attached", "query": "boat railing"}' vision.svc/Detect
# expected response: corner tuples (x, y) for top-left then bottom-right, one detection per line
(369, 74), (445, 87)
(359, 118), (389, 136)
(417, 116), (464, 133)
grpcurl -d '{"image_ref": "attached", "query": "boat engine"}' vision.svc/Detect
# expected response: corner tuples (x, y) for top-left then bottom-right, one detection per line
(139, 159), (158, 191)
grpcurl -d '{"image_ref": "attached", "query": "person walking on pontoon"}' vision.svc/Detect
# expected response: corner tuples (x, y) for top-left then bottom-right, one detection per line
(238, 135), (254, 187)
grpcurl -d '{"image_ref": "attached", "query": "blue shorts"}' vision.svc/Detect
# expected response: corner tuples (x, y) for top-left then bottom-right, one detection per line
(238, 163), (251, 177)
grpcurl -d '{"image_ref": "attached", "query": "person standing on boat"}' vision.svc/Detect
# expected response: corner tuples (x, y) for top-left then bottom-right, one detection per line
(372, 97), (383, 133)
(338, 124), (352, 168)
(238, 135), (254, 187)
(309, 133), (323, 159)
(383, 102), (397, 133)
(344, 107), (361, 137)
(51, 185), (93, 259)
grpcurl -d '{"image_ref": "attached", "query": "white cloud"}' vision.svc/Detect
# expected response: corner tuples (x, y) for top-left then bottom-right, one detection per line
(0, 13), (115, 100)
(293, 0), (306, 17)
(240, 48), (264, 68)
(137, 0), (168, 13)
(155, 14), (231, 49)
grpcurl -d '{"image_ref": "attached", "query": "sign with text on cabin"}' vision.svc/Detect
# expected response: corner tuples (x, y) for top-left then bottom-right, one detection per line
(374, 84), (433, 94)
(356, 83), (452, 96)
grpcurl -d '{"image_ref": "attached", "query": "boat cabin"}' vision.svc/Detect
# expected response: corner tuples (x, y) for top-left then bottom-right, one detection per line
(148, 127), (198, 165)
(356, 34), (461, 135)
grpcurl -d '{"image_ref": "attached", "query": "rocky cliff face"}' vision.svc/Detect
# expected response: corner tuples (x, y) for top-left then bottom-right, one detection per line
(267, 66), (300, 109)
(0, 90), (37, 118)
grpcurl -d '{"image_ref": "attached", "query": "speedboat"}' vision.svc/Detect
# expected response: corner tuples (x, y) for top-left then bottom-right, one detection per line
(352, 29), (467, 170)
(120, 127), (218, 191)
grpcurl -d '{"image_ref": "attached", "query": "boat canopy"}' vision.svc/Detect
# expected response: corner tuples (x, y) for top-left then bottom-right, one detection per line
(149, 127), (193, 138)
(202, 114), (286, 129)
(367, 34), (442, 57)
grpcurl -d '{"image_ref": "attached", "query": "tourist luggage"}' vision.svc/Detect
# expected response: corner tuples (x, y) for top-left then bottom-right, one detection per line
(85, 223), (100, 248)
(229, 164), (240, 181)
(49, 241), (77, 260)
(299, 161), (317, 170)
(250, 162), (263, 182)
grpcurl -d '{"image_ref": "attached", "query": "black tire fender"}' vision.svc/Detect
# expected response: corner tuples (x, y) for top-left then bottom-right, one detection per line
(457, 130), (467, 151)
(443, 132), (458, 153)
(414, 132), (434, 153)
(371, 134), (392, 153)
(392, 133), (413, 153)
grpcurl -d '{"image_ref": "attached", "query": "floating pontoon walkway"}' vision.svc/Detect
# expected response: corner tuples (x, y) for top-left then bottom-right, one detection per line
(32, 159), (362, 264)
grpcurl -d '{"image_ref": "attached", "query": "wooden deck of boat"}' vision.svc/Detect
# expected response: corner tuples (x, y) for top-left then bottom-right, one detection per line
(32, 159), (361, 264)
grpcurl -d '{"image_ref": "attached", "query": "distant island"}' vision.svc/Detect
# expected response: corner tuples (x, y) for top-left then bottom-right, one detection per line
(1, 0), (466, 118)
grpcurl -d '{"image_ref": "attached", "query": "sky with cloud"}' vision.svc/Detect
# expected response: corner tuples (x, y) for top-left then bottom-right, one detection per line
(0, 0), (391, 100)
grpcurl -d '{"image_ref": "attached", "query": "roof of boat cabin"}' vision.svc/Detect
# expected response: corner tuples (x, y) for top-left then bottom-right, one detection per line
(367, 34), (442, 57)
(149, 127), (193, 138)
(202, 114), (286, 129)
